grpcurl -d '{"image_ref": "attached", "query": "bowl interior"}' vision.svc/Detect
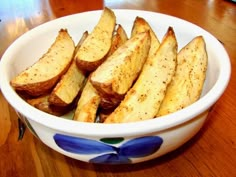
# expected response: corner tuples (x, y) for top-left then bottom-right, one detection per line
(0, 9), (231, 137)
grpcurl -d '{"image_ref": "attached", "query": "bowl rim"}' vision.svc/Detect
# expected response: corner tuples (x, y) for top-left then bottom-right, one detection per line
(0, 9), (231, 137)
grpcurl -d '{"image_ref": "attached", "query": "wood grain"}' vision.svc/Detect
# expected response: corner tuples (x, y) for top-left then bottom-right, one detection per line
(0, 0), (236, 176)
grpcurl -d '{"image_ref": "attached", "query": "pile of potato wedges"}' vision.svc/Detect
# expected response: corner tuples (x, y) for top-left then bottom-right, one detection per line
(10, 7), (208, 123)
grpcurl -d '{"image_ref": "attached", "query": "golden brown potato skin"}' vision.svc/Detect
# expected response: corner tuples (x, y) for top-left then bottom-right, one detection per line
(75, 7), (116, 72)
(107, 24), (128, 56)
(156, 36), (208, 117)
(10, 29), (75, 96)
(131, 16), (160, 56)
(27, 94), (74, 116)
(105, 27), (178, 123)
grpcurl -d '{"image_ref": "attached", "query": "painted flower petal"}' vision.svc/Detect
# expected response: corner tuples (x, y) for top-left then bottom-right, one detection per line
(119, 136), (163, 157)
(89, 153), (131, 164)
(54, 134), (116, 154)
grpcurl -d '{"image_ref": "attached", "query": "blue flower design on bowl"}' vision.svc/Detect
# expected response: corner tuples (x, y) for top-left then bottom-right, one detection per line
(54, 134), (163, 164)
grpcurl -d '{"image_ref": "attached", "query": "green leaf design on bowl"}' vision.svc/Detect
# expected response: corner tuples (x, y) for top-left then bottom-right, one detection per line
(100, 137), (124, 144)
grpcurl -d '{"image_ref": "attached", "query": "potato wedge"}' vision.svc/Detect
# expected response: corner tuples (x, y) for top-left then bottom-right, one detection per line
(48, 32), (88, 106)
(48, 61), (86, 106)
(73, 78), (101, 122)
(104, 27), (177, 123)
(99, 19), (160, 110)
(74, 31), (89, 56)
(75, 7), (116, 72)
(107, 24), (128, 56)
(96, 16), (161, 111)
(27, 94), (73, 116)
(156, 36), (208, 117)
(10, 29), (75, 96)
(73, 26), (128, 121)
(99, 24), (128, 109)
(131, 16), (160, 56)
(91, 31), (151, 104)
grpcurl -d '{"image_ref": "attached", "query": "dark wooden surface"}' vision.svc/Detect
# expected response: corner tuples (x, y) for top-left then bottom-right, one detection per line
(0, 0), (236, 176)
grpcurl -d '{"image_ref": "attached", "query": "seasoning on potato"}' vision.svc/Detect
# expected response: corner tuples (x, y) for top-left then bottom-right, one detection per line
(75, 7), (116, 72)
(156, 36), (208, 117)
(73, 77), (101, 122)
(90, 31), (151, 109)
(131, 16), (160, 56)
(10, 29), (75, 96)
(48, 31), (88, 107)
(98, 24), (129, 110)
(104, 27), (178, 123)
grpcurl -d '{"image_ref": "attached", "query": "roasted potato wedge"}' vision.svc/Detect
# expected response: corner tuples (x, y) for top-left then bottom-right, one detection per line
(10, 12), (208, 124)
(107, 24), (128, 56)
(91, 31), (151, 104)
(27, 94), (73, 116)
(131, 16), (160, 56)
(99, 24), (128, 109)
(75, 7), (116, 72)
(10, 29), (75, 96)
(105, 27), (177, 123)
(48, 61), (86, 106)
(73, 78), (101, 122)
(99, 18), (160, 111)
(73, 26), (128, 121)
(99, 18), (160, 110)
(74, 31), (89, 56)
(48, 32), (88, 106)
(156, 36), (208, 117)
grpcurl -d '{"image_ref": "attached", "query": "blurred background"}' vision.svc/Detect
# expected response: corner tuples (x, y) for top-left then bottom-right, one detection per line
(0, 0), (235, 59)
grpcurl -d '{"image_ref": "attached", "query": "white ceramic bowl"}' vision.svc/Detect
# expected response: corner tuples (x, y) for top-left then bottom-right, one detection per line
(0, 9), (231, 164)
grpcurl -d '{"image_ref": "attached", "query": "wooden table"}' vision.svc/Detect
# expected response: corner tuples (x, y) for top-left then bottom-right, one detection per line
(0, 0), (235, 176)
